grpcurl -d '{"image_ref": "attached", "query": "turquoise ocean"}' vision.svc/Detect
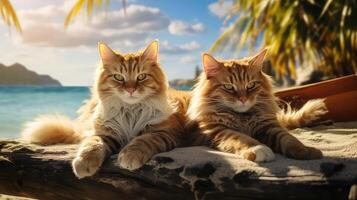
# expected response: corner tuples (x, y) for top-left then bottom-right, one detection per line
(0, 87), (90, 139)
(0, 86), (191, 139)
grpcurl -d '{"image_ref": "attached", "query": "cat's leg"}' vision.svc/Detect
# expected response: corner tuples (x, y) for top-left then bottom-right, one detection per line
(210, 129), (275, 162)
(253, 123), (322, 159)
(117, 131), (181, 170)
(72, 129), (122, 178)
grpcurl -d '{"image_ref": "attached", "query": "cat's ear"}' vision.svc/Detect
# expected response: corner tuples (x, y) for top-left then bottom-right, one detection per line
(249, 48), (268, 70)
(202, 53), (221, 79)
(98, 42), (117, 61)
(142, 40), (159, 63)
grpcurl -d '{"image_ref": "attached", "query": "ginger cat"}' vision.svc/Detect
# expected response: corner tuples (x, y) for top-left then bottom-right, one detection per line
(187, 49), (327, 162)
(21, 42), (325, 177)
(21, 41), (187, 178)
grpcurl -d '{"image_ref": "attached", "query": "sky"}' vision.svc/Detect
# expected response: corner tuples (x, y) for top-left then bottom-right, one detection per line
(0, 0), (238, 86)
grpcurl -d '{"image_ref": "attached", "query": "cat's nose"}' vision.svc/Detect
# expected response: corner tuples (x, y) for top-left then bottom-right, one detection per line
(126, 87), (136, 95)
(238, 96), (247, 103)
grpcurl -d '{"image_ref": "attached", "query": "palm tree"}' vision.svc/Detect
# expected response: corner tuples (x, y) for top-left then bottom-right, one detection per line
(0, 0), (21, 32)
(65, 0), (127, 28)
(211, 0), (357, 81)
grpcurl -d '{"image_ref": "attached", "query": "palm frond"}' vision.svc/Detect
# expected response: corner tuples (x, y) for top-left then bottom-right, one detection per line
(0, 0), (22, 33)
(212, 0), (357, 81)
(64, 0), (126, 28)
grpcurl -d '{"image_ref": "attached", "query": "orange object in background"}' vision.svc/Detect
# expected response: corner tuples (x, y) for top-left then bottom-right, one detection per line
(275, 75), (357, 122)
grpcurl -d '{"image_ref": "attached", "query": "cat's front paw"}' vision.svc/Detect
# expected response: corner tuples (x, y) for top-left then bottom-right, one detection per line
(117, 147), (151, 171)
(72, 148), (105, 179)
(244, 145), (275, 162)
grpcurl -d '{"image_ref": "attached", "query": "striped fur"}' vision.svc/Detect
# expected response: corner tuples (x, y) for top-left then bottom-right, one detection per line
(22, 41), (186, 178)
(187, 50), (325, 162)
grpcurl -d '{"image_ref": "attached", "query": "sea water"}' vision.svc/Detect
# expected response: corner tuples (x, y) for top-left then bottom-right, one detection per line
(0, 87), (90, 139)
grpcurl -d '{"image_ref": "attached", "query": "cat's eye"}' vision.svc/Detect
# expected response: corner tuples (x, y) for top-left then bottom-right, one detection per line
(247, 81), (259, 90)
(247, 82), (255, 90)
(113, 74), (125, 82)
(137, 73), (147, 81)
(223, 84), (234, 91)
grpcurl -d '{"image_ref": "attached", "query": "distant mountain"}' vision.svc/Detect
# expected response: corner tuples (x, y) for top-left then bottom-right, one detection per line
(0, 63), (61, 86)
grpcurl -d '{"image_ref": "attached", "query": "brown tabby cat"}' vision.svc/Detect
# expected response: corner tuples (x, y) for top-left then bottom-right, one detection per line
(21, 41), (187, 178)
(187, 49), (326, 162)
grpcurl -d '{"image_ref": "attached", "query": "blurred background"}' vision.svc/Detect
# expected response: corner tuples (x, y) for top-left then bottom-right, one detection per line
(0, 0), (356, 138)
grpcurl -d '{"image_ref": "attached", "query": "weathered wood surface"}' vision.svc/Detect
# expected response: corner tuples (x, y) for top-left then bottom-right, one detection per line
(1, 122), (357, 200)
(0, 136), (356, 200)
(0, 140), (194, 200)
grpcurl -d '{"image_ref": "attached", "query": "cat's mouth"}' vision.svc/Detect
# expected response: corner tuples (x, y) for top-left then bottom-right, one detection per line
(234, 105), (252, 113)
(125, 93), (139, 98)
(220, 101), (253, 113)
(115, 93), (143, 104)
(229, 101), (255, 113)
(121, 97), (142, 104)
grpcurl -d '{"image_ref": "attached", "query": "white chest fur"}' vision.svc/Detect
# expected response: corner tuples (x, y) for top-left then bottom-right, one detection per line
(97, 95), (172, 145)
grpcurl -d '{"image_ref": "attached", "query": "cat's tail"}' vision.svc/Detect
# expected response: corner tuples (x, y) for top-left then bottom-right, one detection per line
(277, 99), (328, 129)
(21, 115), (83, 145)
